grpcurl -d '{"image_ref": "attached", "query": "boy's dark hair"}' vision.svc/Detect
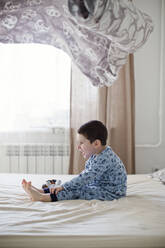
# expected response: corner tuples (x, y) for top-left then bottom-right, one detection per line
(78, 120), (108, 145)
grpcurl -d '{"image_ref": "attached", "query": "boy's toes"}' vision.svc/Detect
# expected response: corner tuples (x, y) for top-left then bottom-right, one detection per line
(22, 179), (26, 184)
(27, 181), (32, 187)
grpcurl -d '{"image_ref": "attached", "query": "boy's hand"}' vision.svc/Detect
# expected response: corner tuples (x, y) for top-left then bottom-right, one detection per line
(50, 186), (64, 195)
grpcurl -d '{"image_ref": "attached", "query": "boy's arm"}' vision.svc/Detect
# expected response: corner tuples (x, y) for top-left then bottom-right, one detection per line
(62, 155), (111, 191)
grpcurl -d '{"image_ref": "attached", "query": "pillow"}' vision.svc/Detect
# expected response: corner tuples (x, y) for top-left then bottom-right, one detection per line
(150, 168), (165, 184)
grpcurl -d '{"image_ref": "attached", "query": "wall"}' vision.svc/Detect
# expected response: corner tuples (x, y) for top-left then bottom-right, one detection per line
(134, 0), (165, 173)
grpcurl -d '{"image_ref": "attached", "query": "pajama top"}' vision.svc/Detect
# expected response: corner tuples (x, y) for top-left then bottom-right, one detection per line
(57, 146), (127, 201)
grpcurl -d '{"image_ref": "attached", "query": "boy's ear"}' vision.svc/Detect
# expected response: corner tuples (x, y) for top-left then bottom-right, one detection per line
(93, 139), (101, 147)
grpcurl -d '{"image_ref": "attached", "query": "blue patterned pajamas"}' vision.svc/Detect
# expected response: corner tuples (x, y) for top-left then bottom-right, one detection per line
(54, 146), (127, 201)
(56, 185), (116, 201)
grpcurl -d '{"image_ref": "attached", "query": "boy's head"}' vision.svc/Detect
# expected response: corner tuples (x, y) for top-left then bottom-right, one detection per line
(77, 120), (108, 159)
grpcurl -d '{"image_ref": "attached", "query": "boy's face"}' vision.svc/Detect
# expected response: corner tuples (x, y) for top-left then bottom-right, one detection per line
(77, 134), (96, 159)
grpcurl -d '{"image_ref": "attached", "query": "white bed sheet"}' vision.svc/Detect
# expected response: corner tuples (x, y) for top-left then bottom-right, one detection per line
(0, 173), (165, 248)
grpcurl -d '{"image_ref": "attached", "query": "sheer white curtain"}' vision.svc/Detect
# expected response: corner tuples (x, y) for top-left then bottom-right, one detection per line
(0, 44), (71, 174)
(0, 44), (71, 134)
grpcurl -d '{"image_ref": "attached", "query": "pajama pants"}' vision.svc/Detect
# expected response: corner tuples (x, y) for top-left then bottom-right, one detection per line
(50, 185), (122, 202)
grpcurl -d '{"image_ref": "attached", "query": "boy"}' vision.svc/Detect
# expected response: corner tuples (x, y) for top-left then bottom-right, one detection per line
(22, 120), (127, 202)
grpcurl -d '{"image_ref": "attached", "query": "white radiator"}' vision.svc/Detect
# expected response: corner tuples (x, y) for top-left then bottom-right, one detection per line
(0, 144), (69, 174)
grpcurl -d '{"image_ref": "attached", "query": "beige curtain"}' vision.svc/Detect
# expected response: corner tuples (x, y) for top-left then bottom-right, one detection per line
(69, 54), (135, 175)
(69, 62), (98, 174)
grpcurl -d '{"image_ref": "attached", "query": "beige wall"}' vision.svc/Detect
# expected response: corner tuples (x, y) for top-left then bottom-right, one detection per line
(134, 0), (165, 173)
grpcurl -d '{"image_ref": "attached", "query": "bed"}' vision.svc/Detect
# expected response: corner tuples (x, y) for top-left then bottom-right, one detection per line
(0, 172), (165, 248)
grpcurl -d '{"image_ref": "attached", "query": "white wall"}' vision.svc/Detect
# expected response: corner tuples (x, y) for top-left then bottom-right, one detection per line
(134, 0), (165, 173)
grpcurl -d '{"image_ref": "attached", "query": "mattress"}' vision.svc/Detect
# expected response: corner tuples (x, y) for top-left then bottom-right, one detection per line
(0, 173), (165, 248)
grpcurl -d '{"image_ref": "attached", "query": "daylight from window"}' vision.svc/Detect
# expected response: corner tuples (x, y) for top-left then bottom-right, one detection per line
(0, 44), (71, 132)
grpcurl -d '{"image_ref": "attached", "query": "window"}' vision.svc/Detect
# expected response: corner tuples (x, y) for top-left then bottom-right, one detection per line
(0, 44), (71, 133)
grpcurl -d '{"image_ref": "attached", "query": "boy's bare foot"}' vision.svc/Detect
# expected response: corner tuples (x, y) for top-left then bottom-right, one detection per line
(22, 179), (31, 195)
(22, 179), (44, 193)
(22, 179), (40, 201)
(22, 179), (51, 202)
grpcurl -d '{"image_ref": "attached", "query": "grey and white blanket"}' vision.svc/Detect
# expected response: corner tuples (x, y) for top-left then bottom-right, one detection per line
(0, 0), (153, 86)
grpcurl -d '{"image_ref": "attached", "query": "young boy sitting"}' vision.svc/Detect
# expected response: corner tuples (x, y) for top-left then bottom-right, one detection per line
(22, 120), (127, 202)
